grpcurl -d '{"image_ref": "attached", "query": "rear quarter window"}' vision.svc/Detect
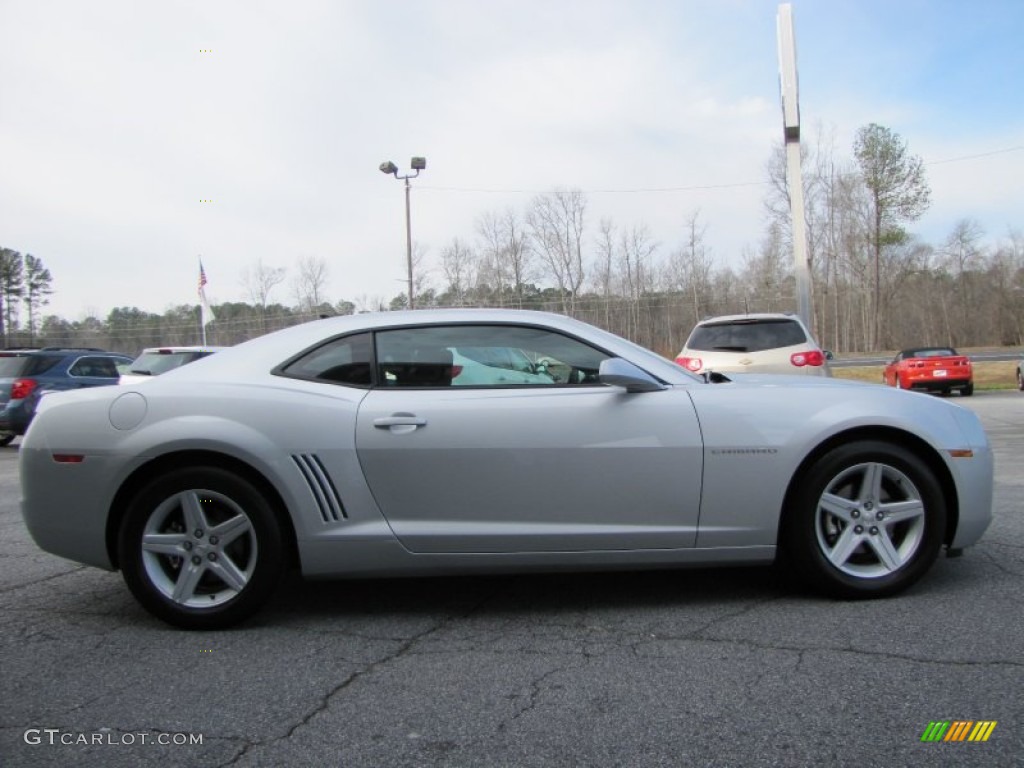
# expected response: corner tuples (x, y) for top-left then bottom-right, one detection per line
(0, 355), (63, 376)
(278, 333), (372, 386)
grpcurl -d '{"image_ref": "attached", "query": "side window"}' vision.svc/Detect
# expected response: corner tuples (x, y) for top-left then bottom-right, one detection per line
(70, 357), (118, 378)
(279, 333), (372, 386)
(24, 355), (63, 376)
(375, 325), (611, 388)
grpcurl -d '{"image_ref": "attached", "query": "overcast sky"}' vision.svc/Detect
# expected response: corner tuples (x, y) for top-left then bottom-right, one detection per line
(2, 0), (1022, 321)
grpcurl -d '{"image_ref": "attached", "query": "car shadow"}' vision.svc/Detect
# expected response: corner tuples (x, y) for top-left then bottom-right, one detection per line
(259, 565), (795, 626)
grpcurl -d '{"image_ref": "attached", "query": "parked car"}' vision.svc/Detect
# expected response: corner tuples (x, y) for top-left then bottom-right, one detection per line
(1017, 356), (1023, 391)
(119, 346), (225, 384)
(883, 347), (973, 396)
(0, 348), (132, 446)
(675, 313), (830, 377)
(20, 310), (992, 629)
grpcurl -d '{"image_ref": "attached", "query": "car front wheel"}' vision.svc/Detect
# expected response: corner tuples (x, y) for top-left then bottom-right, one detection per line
(118, 467), (287, 629)
(782, 440), (946, 598)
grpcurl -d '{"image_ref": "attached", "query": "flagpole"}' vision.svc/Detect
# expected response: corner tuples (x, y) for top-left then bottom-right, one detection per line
(198, 256), (215, 345)
(198, 256), (207, 346)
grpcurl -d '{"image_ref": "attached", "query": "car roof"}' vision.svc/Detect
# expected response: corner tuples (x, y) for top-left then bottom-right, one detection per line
(136, 346), (227, 354)
(0, 348), (123, 357)
(157, 309), (697, 385)
(697, 313), (803, 325)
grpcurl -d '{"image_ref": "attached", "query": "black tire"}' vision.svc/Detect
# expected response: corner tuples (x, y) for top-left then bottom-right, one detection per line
(781, 440), (946, 599)
(961, 383), (974, 397)
(0, 434), (14, 447)
(1017, 368), (1023, 391)
(118, 467), (287, 629)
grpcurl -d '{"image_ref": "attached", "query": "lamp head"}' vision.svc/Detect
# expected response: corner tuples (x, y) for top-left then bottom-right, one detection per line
(410, 156), (426, 171)
(379, 160), (398, 175)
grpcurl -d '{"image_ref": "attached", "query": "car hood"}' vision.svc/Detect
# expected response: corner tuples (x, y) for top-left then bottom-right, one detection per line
(715, 372), (870, 389)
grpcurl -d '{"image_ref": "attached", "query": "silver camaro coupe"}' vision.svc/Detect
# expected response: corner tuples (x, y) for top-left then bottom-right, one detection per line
(20, 310), (993, 629)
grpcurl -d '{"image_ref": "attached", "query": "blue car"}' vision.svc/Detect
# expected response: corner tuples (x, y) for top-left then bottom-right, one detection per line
(0, 348), (133, 446)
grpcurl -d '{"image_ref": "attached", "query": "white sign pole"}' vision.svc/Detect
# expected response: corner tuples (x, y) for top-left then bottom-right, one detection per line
(777, 4), (813, 330)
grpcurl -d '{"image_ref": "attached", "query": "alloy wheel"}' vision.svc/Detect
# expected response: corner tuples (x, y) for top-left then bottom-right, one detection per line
(814, 461), (926, 579)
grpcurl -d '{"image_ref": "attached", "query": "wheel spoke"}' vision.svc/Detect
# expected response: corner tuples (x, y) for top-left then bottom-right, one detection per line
(880, 499), (925, 524)
(209, 557), (248, 593)
(209, 513), (252, 546)
(827, 526), (862, 568)
(142, 532), (188, 556)
(171, 560), (205, 603)
(868, 530), (903, 572)
(820, 492), (857, 522)
(180, 491), (209, 533)
(859, 462), (883, 504)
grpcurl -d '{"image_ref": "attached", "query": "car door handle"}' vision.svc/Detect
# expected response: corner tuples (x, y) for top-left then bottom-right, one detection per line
(373, 414), (427, 428)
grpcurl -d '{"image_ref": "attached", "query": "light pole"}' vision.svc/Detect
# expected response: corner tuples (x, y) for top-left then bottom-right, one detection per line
(379, 157), (426, 309)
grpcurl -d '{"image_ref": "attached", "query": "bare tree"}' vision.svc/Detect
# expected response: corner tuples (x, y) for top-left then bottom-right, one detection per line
(618, 224), (657, 342)
(501, 209), (532, 308)
(741, 223), (791, 312)
(440, 238), (475, 307)
(241, 258), (286, 331)
(594, 218), (617, 327)
(668, 210), (714, 326)
(292, 255), (330, 315)
(476, 211), (509, 305)
(527, 188), (587, 314)
(939, 219), (985, 345)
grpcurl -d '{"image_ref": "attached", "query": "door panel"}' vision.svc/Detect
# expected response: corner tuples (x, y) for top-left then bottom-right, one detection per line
(355, 386), (702, 553)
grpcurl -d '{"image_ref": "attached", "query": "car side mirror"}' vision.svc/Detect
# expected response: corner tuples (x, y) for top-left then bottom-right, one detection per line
(598, 358), (665, 392)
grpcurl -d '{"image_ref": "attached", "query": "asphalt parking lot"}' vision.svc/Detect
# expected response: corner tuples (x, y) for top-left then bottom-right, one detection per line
(1, 392), (1021, 767)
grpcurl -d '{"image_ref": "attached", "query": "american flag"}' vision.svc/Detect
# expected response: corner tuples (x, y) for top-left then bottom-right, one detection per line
(198, 259), (215, 327)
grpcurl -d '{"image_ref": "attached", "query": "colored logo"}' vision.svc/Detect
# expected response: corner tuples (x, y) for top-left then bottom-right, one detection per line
(921, 721), (997, 742)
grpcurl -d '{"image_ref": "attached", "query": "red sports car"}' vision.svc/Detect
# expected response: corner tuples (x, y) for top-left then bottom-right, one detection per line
(883, 347), (973, 396)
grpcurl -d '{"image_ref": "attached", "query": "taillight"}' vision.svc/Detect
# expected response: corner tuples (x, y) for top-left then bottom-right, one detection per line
(11, 378), (38, 400)
(791, 351), (825, 367)
(677, 356), (702, 372)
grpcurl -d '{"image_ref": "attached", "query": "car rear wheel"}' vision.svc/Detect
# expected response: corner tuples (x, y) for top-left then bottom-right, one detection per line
(118, 467), (287, 629)
(0, 433), (14, 447)
(1017, 368), (1023, 391)
(961, 383), (973, 396)
(782, 440), (946, 598)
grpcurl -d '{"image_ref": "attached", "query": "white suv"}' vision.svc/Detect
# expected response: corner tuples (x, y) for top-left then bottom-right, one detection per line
(676, 313), (830, 377)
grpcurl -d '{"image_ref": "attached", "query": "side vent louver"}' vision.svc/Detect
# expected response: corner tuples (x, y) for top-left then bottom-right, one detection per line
(291, 454), (347, 522)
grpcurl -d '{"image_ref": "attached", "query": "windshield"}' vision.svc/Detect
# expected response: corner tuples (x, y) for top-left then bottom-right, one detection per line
(130, 351), (208, 375)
